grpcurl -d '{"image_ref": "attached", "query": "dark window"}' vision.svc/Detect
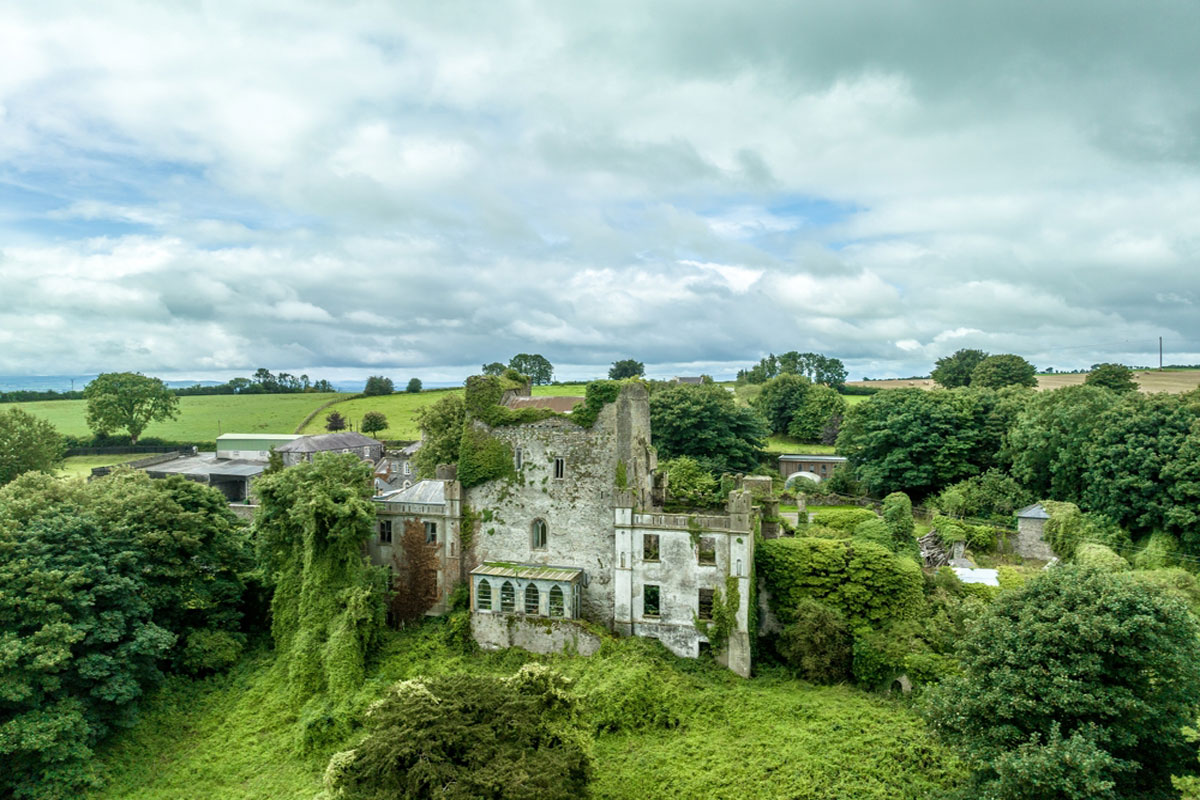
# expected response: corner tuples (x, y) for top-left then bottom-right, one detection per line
(424, 521), (438, 544)
(643, 533), (660, 561)
(549, 585), (565, 617)
(643, 584), (660, 617)
(531, 518), (548, 549)
(514, 447), (523, 470)
(478, 579), (492, 610)
(698, 536), (717, 565)
(524, 583), (540, 614)
(501, 581), (515, 612)
(698, 588), (715, 620)
(554, 457), (565, 479)
(379, 520), (392, 544)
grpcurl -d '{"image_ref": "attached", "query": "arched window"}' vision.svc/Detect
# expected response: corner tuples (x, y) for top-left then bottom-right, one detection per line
(500, 581), (515, 612)
(531, 518), (548, 549)
(549, 585), (564, 617)
(477, 579), (492, 611)
(524, 583), (540, 614)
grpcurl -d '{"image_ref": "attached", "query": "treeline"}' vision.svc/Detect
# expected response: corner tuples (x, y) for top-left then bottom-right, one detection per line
(736, 351), (848, 389)
(173, 368), (335, 395)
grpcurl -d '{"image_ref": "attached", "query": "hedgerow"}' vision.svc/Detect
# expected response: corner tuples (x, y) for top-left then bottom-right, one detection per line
(811, 507), (878, 532)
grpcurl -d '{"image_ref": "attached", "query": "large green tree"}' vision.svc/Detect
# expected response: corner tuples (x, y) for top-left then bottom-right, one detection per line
(608, 358), (645, 379)
(1085, 363), (1137, 393)
(924, 567), (1200, 799)
(931, 348), (988, 388)
(788, 383), (847, 443)
(508, 353), (554, 385)
(363, 375), (394, 396)
(1008, 385), (1119, 501)
(753, 373), (811, 435)
(970, 354), (1037, 389)
(83, 372), (179, 444)
(412, 393), (466, 478)
(649, 383), (766, 474)
(0, 408), (65, 485)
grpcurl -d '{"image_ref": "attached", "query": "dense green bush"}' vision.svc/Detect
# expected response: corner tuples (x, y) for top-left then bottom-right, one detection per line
(778, 598), (852, 683)
(324, 665), (591, 800)
(661, 455), (722, 509)
(811, 507), (878, 532)
(1073, 543), (1129, 572)
(852, 517), (893, 549)
(1041, 501), (1131, 560)
(757, 537), (925, 628)
(924, 567), (1200, 799)
(1133, 531), (1179, 570)
(934, 469), (1032, 521)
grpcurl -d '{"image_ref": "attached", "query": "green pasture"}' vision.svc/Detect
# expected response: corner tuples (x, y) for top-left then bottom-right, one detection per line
(765, 435), (837, 455)
(1, 393), (342, 443)
(301, 383), (593, 440)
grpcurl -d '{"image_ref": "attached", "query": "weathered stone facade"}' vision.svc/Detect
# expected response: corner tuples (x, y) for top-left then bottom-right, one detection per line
(1014, 503), (1055, 561)
(370, 381), (757, 676)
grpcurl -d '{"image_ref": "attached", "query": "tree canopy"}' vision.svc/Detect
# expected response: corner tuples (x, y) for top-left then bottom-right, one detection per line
(325, 410), (347, 431)
(970, 354), (1037, 388)
(360, 411), (388, 435)
(924, 567), (1200, 799)
(481, 361), (506, 376)
(649, 383), (766, 474)
(931, 348), (988, 388)
(412, 393), (466, 478)
(508, 353), (554, 385)
(737, 351), (846, 388)
(1084, 363), (1137, 393)
(83, 372), (179, 444)
(608, 359), (645, 379)
(363, 376), (394, 396)
(405, 377), (422, 393)
(753, 373), (811, 435)
(0, 408), (65, 486)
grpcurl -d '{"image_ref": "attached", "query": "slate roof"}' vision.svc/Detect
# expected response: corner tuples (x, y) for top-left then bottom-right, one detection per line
(778, 454), (847, 463)
(375, 480), (446, 506)
(1016, 502), (1050, 519)
(275, 432), (380, 453)
(471, 562), (583, 582)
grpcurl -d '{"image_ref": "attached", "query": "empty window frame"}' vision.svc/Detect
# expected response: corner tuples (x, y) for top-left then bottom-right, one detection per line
(424, 521), (438, 544)
(477, 579), (493, 611)
(379, 519), (392, 544)
(531, 518), (548, 549)
(698, 588), (715, 620)
(643, 533), (660, 561)
(549, 585), (565, 617)
(500, 581), (516, 612)
(698, 536), (717, 565)
(524, 583), (540, 614)
(403, 461), (412, 475)
(554, 457), (565, 479)
(643, 584), (660, 617)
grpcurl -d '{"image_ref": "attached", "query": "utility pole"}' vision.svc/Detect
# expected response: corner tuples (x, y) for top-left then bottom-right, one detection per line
(1160, 337), (1164, 371)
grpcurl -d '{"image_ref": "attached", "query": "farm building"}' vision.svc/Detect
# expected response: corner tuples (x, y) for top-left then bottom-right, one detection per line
(216, 433), (302, 461)
(275, 431), (383, 466)
(778, 453), (847, 481)
(1015, 502), (1055, 560)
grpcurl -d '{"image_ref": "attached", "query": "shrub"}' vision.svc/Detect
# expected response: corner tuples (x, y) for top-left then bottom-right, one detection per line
(661, 456), (722, 509)
(1073, 543), (1129, 572)
(1133, 531), (1179, 570)
(777, 598), (852, 684)
(811, 507), (878, 532)
(1041, 501), (1131, 560)
(852, 517), (893, 550)
(757, 537), (925, 628)
(825, 464), (864, 496)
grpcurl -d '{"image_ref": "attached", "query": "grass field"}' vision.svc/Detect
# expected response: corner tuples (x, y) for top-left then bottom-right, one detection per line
(765, 435), (837, 455)
(0, 393), (343, 442)
(88, 622), (959, 800)
(299, 383), (593, 439)
(848, 369), (1200, 394)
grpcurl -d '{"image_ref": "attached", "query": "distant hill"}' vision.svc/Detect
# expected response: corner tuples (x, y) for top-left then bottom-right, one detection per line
(848, 369), (1200, 394)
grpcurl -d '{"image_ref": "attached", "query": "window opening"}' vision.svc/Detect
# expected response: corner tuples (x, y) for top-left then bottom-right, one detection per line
(514, 447), (523, 470)
(698, 536), (717, 565)
(524, 583), (540, 614)
(549, 585), (564, 617)
(643, 533), (660, 561)
(698, 588), (715, 620)
(425, 570), (439, 601)
(379, 520), (392, 544)
(531, 518), (548, 549)
(643, 584), (660, 617)
(554, 457), (565, 479)
(478, 579), (492, 611)
(500, 581), (515, 612)
(403, 461), (411, 475)
(425, 521), (438, 544)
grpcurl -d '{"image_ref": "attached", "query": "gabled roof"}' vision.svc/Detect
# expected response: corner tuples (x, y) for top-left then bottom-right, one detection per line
(471, 562), (583, 582)
(275, 432), (380, 453)
(1016, 502), (1050, 519)
(375, 480), (446, 506)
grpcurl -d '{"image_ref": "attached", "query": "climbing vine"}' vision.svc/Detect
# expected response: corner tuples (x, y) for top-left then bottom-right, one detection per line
(695, 575), (740, 655)
(457, 425), (515, 488)
(570, 380), (622, 428)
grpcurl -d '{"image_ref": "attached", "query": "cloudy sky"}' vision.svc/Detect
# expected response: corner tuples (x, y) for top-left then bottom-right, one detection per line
(2, 1), (1198, 385)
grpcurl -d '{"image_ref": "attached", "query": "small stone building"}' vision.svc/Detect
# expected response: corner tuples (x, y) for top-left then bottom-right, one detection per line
(778, 454), (846, 481)
(1015, 502), (1055, 561)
